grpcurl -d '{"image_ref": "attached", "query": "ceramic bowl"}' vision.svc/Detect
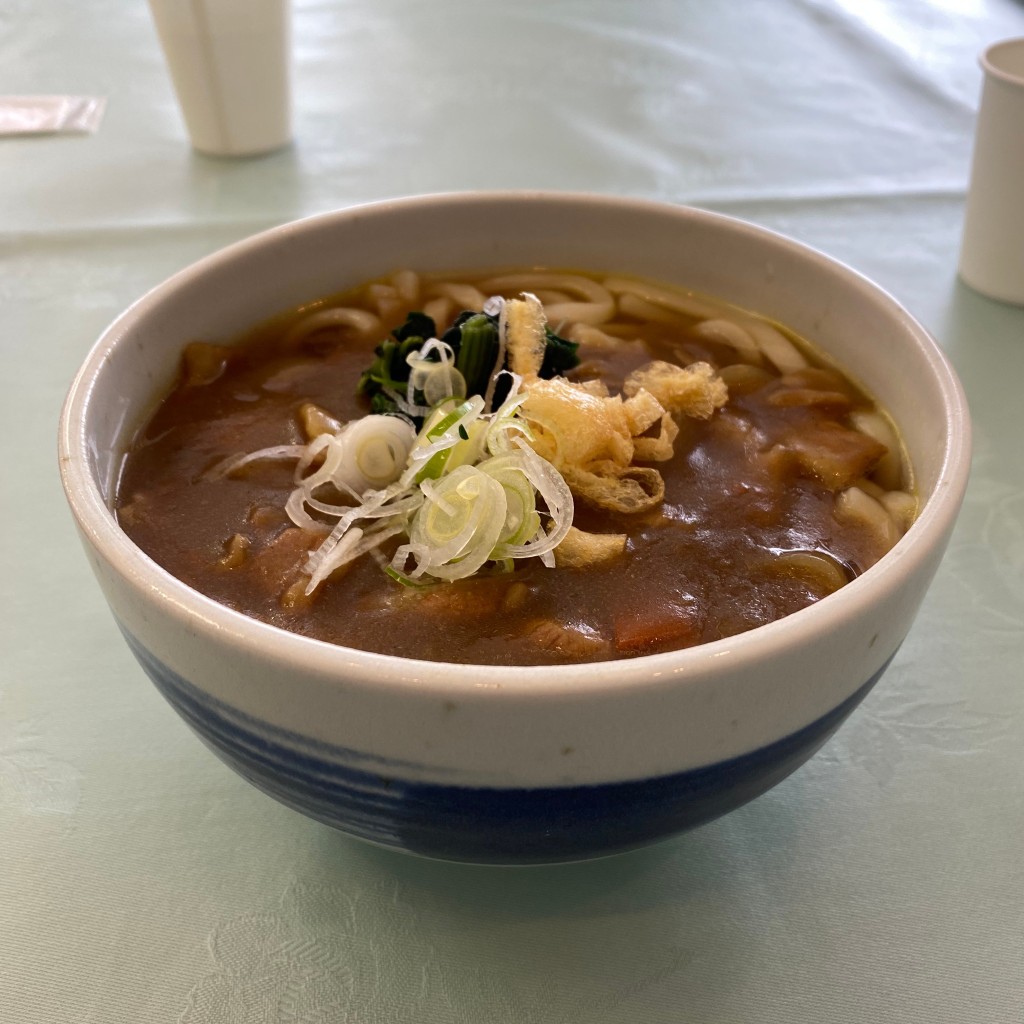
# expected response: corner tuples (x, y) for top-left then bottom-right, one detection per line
(58, 192), (971, 863)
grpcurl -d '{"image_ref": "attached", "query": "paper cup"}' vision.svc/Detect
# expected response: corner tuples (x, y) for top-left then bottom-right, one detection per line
(959, 38), (1024, 305)
(148, 0), (292, 157)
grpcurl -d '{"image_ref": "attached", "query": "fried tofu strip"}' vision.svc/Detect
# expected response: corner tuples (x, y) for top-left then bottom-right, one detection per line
(623, 360), (728, 420)
(504, 293), (547, 377)
(553, 526), (628, 568)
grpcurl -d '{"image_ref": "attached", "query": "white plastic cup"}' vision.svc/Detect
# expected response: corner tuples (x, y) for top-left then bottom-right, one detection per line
(148, 0), (292, 157)
(959, 38), (1024, 305)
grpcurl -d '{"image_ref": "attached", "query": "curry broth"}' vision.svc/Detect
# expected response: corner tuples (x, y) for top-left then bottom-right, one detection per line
(116, 270), (909, 665)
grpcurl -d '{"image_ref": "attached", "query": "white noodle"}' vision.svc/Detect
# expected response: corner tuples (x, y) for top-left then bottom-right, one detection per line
(285, 307), (381, 347)
(850, 409), (903, 491)
(390, 269), (420, 305)
(603, 276), (722, 320)
(565, 323), (638, 349)
(422, 296), (454, 331)
(745, 320), (807, 373)
(428, 282), (487, 312)
(618, 293), (686, 326)
(480, 273), (615, 326)
(835, 486), (900, 560)
(693, 318), (763, 365)
(368, 284), (404, 323)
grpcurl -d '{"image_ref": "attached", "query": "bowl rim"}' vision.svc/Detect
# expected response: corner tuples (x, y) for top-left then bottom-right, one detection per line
(58, 190), (973, 701)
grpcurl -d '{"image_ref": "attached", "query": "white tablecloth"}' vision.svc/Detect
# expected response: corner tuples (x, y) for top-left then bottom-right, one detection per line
(3, 2), (1022, 1021)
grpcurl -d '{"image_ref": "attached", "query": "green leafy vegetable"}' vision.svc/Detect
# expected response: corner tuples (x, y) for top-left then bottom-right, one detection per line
(541, 326), (580, 378)
(448, 313), (500, 399)
(356, 314), (438, 413)
(357, 305), (580, 422)
(392, 311), (436, 343)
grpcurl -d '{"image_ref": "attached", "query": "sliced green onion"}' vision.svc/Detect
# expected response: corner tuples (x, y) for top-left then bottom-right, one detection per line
(487, 443), (573, 561)
(406, 340), (467, 410)
(485, 374), (532, 455)
(403, 466), (507, 581)
(260, 327), (577, 591)
(303, 484), (422, 588)
(384, 564), (435, 588)
(405, 397), (485, 484)
(301, 415), (416, 499)
(479, 457), (541, 545)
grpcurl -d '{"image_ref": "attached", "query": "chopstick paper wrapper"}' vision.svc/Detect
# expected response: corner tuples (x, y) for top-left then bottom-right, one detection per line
(0, 96), (106, 135)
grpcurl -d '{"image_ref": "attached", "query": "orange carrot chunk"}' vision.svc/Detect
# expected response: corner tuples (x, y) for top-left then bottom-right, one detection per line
(614, 600), (702, 653)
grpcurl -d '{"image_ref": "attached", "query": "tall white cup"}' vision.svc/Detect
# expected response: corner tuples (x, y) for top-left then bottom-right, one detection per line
(959, 38), (1024, 305)
(148, 0), (292, 157)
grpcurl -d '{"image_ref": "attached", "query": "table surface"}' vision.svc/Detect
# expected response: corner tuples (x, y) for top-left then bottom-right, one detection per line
(3, 2), (1023, 1021)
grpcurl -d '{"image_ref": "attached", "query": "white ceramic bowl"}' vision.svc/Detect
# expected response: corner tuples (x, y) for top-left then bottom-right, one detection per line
(59, 193), (971, 863)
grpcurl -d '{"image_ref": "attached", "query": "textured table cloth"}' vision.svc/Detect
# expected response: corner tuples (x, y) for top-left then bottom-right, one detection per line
(2, 1), (1023, 1021)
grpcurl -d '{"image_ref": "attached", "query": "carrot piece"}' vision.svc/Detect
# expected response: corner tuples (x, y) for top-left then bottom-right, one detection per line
(613, 600), (702, 653)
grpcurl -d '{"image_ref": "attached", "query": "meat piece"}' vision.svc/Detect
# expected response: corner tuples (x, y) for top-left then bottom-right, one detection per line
(298, 402), (342, 441)
(245, 527), (323, 601)
(766, 422), (887, 491)
(525, 619), (610, 659)
(217, 533), (250, 569)
(767, 388), (853, 411)
(407, 578), (511, 620)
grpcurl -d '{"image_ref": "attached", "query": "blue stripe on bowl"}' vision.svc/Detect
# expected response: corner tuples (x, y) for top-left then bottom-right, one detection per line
(121, 627), (890, 864)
